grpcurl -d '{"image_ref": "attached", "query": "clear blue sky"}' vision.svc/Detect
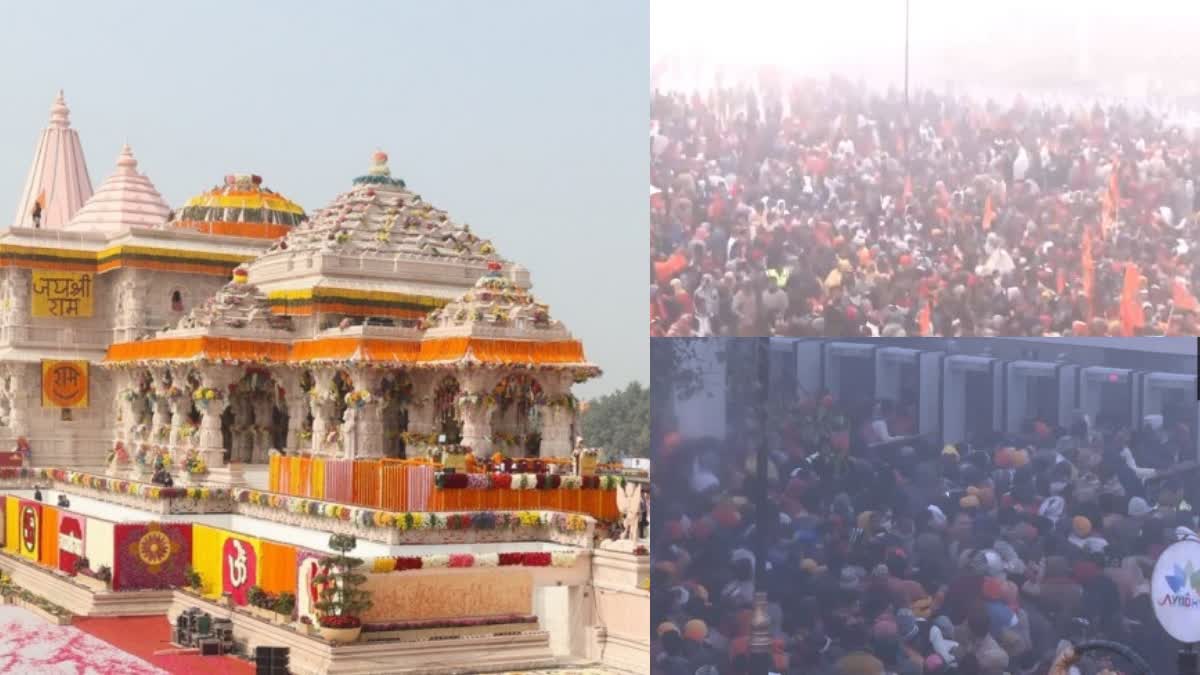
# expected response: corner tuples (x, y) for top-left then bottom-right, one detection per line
(0, 1), (647, 399)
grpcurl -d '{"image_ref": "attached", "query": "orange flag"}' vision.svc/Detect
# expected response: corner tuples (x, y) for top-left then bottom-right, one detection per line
(1119, 262), (1144, 336)
(918, 300), (932, 336)
(981, 194), (995, 231)
(1173, 278), (1199, 312)
(1081, 227), (1094, 320)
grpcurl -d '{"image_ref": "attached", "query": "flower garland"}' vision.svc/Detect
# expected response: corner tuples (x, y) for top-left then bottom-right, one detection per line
(231, 489), (590, 535)
(106, 442), (128, 466)
(366, 550), (577, 573)
(183, 450), (207, 476)
(10, 468), (234, 501)
(399, 431), (439, 446)
(344, 389), (372, 409)
(192, 387), (222, 412)
(425, 473), (614, 491)
(455, 392), (496, 409)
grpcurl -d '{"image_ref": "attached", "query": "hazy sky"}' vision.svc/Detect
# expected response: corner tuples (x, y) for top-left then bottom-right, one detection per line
(0, 1), (647, 398)
(653, 0), (1200, 100)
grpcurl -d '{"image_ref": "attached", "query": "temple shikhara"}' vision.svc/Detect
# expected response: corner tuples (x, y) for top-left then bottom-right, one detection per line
(0, 93), (648, 674)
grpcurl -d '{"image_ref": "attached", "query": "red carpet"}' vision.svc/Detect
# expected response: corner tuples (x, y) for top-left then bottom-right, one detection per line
(72, 614), (254, 675)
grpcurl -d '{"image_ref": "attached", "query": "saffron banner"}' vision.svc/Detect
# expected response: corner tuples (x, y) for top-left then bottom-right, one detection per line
(39, 505), (58, 569)
(41, 360), (89, 408)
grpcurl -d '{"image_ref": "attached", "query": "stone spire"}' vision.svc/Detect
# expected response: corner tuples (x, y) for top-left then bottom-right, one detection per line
(65, 144), (171, 233)
(12, 90), (94, 229)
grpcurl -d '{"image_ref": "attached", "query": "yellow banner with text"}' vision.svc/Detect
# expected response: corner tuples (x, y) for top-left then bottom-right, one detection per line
(31, 270), (93, 318)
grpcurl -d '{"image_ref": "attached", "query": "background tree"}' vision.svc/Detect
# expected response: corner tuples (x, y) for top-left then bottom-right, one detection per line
(580, 381), (650, 458)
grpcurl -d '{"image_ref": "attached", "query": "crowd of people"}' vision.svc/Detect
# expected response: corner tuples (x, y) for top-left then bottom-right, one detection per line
(651, 393), (1198, 675)
(650, 77), (1200, 337)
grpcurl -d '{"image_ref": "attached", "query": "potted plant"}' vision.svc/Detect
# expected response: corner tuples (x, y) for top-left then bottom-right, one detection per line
(106, 442), (130, 477)
(0, 572), (15, 604)
(274, 591), (296, 624)
(314, 533), (373, 643)
(75, 560), (109, 592)
(182, 451), (208, 485)
(183, 565), (203, 595)
(246, 585), (272, 620)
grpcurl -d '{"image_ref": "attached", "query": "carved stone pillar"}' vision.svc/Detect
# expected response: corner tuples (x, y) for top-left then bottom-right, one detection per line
(458, 372), (493, 455)
(198, 367), (241, 484)
(6, 269), (30, 344)
(277, 369), (307, 453)
(6, 364), (28, 439)
(406, 371), (436, 436)
(149, 369), (174, 448)
(310, 368), (337, 454)
(251, 395), (275, 464)
(539, 371), (576, 458)
(231, 396), (254, 464)
(115, 271), (147, 343)
(167, 396), (191, 463)
(350, 369), (385, 459)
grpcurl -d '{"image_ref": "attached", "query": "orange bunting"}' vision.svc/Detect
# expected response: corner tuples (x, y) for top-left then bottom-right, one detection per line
(106, 335), (589, 367)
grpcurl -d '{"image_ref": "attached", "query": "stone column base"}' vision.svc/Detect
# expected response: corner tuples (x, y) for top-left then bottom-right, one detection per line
(208, 464), (246, 486)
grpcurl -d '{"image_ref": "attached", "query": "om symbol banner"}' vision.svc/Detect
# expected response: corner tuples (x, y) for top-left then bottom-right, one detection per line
(31, 271), (93, 318)
(222, 537), (258, 605)
(18, 500), (41, 562)
(41, 360), (88, 409)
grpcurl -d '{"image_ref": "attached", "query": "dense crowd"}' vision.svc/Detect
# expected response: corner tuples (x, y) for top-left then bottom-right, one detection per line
(651, 395), (1198, 675)
(650, 78), (1200, 337)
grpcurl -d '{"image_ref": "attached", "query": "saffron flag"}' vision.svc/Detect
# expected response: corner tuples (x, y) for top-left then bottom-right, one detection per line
(1119, 262), (1145, 336)
(1081, 227), (1094, 321)
(918, 301), (932, 336)
(981, 194), (995, 231)
(1173, 278), (1199, 312)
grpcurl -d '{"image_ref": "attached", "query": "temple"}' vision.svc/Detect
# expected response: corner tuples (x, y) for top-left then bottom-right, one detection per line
(0, 93), (648, 674)
(1, 97), (596, 475)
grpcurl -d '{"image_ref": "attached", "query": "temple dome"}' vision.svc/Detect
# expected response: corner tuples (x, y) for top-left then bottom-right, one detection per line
(65, 144), (171, 232)
(424, 262), (564, 335)
(264, 151), (499, 261)
(166, 173), (305, 239)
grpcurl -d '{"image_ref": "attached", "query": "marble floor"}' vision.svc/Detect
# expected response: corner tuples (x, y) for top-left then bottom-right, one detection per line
(0, 605), (165, 674)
